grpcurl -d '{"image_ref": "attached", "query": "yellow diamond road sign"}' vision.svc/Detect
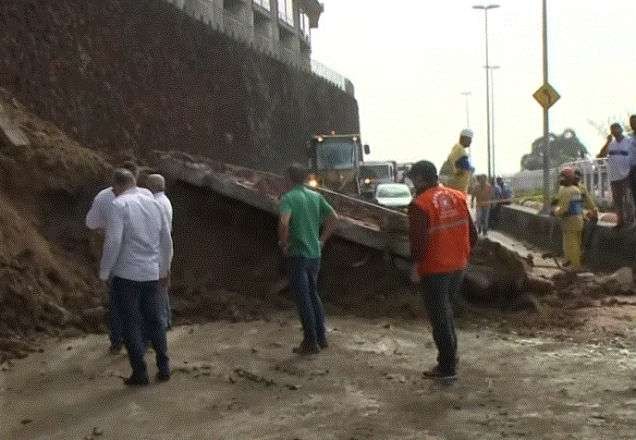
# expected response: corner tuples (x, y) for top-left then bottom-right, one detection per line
(533, 82), (561, 109)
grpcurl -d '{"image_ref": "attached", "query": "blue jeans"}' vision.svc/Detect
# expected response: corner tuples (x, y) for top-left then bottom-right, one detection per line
(108, 285), (123, 347)
(288, 257), (326, 346)
(159, 283), (172, 329)
(111, 277), (170, 380)
(419, 270), (465, 375)
(477, 206), (490, 235)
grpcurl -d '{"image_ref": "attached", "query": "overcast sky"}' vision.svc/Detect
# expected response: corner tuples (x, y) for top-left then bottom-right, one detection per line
(311, 0), (636, 175)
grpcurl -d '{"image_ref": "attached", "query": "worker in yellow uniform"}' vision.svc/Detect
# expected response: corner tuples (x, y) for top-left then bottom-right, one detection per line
(443, 129), (474, 193)
(553, 167), (585, 269)
(573, 169), (598, 218)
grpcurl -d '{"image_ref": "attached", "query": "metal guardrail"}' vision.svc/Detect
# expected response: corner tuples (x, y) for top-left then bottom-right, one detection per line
(511, 158), (633, 216)
(561, 159), (611, 203)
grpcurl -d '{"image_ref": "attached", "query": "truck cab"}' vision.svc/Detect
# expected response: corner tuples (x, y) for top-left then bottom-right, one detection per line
(358, 161), (398, 199)
(306, 133), (370, 195)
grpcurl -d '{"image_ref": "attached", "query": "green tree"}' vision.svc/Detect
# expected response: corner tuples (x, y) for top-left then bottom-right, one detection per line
(520, 129), (588, 171)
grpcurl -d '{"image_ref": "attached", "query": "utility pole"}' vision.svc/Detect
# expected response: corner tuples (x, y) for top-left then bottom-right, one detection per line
(488, 65), (500, 176)
(461, 91), (472, 164)
(461, 91), (472, 128)
(541, 0), (550, 212)
(532, 0), (560, 213)
(473, 4), (500, 179)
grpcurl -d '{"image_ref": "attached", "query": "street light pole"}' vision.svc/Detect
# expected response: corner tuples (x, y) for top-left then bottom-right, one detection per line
(541, 0), (551, 212)
(461, 91), (472, 164)
(461, 91), (472, 128)
(487, 65), (500, 176)
(473, 4), (500, 179)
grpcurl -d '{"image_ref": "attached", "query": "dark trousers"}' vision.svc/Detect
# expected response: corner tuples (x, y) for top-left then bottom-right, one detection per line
(108, 285), (123, 347)
(159, 283), (172, 329)
(111, 277), (169, 380)
(288, 257), (326, 346)
(629, 167), (636, 217)
(419, 270), (465, 375)
(610, 177), (628, 226)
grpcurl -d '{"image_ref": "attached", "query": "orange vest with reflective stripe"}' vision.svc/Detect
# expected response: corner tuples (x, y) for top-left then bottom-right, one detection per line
(414, 185), (471, 275)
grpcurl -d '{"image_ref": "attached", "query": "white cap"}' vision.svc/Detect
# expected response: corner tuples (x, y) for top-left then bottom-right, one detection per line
(460, 129), (474, 138)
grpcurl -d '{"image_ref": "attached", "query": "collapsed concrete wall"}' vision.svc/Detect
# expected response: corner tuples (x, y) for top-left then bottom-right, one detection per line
(0, 0), (359, 173)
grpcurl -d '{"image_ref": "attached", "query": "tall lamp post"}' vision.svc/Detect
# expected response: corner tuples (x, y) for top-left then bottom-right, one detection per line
(487, 65), (500, 176)
(461, 91), (472, 164)
(541, 0), (551, 212)
(473, 4), (500, 179)
(461, 91), (472, 128)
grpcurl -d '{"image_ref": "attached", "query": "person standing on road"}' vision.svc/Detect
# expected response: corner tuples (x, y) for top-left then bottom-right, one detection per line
(442, 129), (474, 193)
(471, 174), (493, 236)
(552, 167), (584, 269)
(496, 177), (512, 205)
(598, 123), (632, 228)
(407, 161), (477, 383)
(278, 163), (339, 355)
(100, 169), (173, 386)
(147, 174), (174, 329)
(86, 161), (153, 353)
(627, 115), (636, 218)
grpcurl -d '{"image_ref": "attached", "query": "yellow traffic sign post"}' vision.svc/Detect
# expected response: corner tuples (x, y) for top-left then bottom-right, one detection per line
(533, 82), (561, 110)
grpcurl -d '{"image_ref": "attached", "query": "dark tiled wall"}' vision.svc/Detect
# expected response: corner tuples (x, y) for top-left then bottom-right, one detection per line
(0, 0), (359, 173)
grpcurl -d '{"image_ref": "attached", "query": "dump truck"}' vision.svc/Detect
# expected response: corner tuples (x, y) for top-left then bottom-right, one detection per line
(306, 133), (370, 196)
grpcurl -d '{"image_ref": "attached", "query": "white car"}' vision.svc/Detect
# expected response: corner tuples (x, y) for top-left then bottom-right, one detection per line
(374, 183), (413, 209)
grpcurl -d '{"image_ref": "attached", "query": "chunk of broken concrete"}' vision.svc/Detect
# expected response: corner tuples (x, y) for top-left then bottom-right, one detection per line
(598, 267), (634, 293)
(0, 110), (29, 147)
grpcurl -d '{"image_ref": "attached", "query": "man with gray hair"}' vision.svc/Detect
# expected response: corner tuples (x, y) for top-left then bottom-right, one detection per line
(146, 174), (173, 328)
(86, 161), (154, 353)
(100, 168), (173, 386)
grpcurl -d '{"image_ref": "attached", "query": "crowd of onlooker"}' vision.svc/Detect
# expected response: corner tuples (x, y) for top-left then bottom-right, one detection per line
(596, 116), (636, 228)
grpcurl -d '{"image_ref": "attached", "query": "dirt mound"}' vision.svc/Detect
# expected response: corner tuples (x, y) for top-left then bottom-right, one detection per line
(0, 88), (110, 361)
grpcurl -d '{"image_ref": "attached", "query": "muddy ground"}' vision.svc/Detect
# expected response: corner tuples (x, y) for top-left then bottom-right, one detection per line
(2, 302), (635, 440)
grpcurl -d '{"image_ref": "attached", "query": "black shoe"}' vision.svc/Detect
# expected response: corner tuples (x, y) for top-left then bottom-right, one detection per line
(422, 366), (457, 383)
(123, 375), (149, 386)
(292, 342), (320, 355)
(155, 372), (171, 382)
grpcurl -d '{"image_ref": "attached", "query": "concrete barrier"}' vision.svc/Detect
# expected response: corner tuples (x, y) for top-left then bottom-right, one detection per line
(496, 204), (636, 270)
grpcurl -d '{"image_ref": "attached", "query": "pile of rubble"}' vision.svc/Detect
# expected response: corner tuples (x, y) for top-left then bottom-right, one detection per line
(0, 89), (110, 361)
(554, 267), (636, 298)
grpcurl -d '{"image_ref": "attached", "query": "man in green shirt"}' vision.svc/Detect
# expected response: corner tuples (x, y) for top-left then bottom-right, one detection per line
(278, 163), (339, 355)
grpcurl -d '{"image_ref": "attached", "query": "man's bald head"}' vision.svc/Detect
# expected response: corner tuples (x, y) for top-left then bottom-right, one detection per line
(112, 168), (136, 196)
(146, 174), (166, 194)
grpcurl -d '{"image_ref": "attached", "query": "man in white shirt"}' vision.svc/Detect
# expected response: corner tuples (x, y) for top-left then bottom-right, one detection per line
(146, 174), (173, 329)
(599, 123), (632, 228)
(100, 169), (174, 386)
(86, 161), (153, 352)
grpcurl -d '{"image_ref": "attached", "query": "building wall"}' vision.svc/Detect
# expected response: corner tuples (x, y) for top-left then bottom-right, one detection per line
(0, 0), (359, 173)
(168, 0), (318, 72)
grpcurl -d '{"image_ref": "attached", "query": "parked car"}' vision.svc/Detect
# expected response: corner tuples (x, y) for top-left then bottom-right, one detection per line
(374, 183), (413, 209)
